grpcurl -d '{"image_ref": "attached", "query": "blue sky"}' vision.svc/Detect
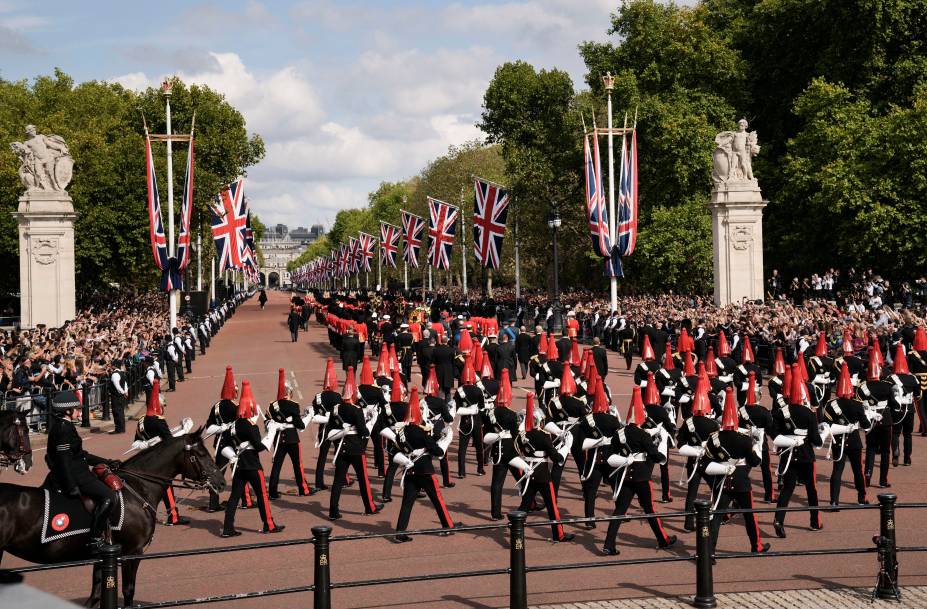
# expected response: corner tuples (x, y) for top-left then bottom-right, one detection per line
(1, 0), (624, 228)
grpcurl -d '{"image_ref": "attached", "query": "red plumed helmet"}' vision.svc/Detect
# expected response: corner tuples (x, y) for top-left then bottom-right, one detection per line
(473, 341), (484, 372)
(538, 332), (548, 356)
(867, 347), (881, 381)
(559, 364), (577, 397)
(742, 335), (755, 364)
(593, 378), (609, 414)
(683, 351), (695, 376)
(342, 367), (358, 404)
(872, 334), (885, 366)
(717, 331), (731, 358)
(580, 349), (591, 378)
(914, 327), (927, 352)
(360, 356), (374, 386)
(745, 371), (758, 405)
(497, 369), (513, 407)
(842, 329), (854, 356)
(524, 393), (535, 432)
(406, 386), (421, 424)
(480, 354), (494, 380)
(893, 343), (909, 375)
(704, 347), (718, 378)
(546, 335), (559, 361)
(773, 347), (786, 376)
(691, 374), (712, 417)
(721, 387), (738, 431)
(796, 351), (809, 382)
(789, 364), (808, 406)
(458, 329), (473, 354)
(323, 358), (338, 392)
(237, 380), (257, 419)
(641, 335), (655, 361)
(815, 332), (827, 358)
(679, 328), (692, 353)
(626, 386), (646, 425)
(781, 365), (793, 402)
(586, 365), (599, 399)
(146, 379), (163, 416)
(388, 344), (400, 375)
(460, 354), (476, 385)
(663, 345), (675, 370)
(390, 370), (405, 402)
(376, 344), (389, 377)
(570, 340), (581, 367)
(220, 366), (237, 400)
(644, 372), (660, 406)
(277, 368), (287, 401)
(836, 362), (854, 399)
(425, 365), (440, 397)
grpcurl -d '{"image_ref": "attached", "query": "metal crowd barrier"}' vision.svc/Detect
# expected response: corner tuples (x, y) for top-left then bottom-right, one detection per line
(8, 493), (924, 609)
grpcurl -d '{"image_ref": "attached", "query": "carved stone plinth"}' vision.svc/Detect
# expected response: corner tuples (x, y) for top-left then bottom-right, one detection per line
(14, 192), (77, 328)
(708, 182), (766, 306)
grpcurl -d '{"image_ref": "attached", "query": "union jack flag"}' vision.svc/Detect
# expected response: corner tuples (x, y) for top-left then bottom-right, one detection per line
(379, 222), (401, 268)
(176, 127), (195, 271)
(144, 133), (169, 272)
(358, 232), (375, 273)
(616, 128), (638, 257)
(427, 197), (459, 270)
(210, 179), (247, 273)
(348, 237), (360, 275)
(584, 134), (611, 259)
(340, 243), (350, 277)
(241, 210), (258, 274)
(401, 209), (426, 268)
(472, 177), (509, 269)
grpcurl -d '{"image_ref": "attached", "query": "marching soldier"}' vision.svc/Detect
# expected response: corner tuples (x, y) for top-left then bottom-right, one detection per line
(396, 323), (415, 381)
(772, 364), (824, 537)
(267, 368), (315, 499)
(632, 336), (658, 386)
(456, 355), (486, 478)
(543, 362), (589, 492)
(677, 371), (720, 531)
(109, 359), (129, 434)
(601, 387), (676, 555)
(205, 367), (252, 512)
(423, 365), (455, 488)
(808, 332), (835, 406)
(328, 366), (383, 520)
(738, 372), (777, 503)
(888, 344), (918, 467)
(380, 371), (410, 502)
(389, 386), (456, 542)
(359, 356), (390, 478)
(823, 363), (872, 506)
(482, 369), (520, 520)
(311, 358), (344, 491)
(858, 348), (893, 488)
(577, 374), (621, 527)
(643, 372), (676, 503)
(133, 380), (191, 526)
(221, 380), (284, 537)
(171, 328), (187, 381)
(705, 387), (769, 554)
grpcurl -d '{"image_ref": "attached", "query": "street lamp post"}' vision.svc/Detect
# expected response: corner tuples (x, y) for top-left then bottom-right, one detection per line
(548, 208), (563, 334)
(602, 71), (618, 313)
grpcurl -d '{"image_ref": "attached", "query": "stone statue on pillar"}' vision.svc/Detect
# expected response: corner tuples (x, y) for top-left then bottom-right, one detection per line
(707, 119), (767, 306)
(10, 126), (77, 328)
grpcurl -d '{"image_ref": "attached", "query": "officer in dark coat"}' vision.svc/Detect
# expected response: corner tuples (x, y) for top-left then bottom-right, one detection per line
(824, 363), (872, 506)
(267, 369), (314, 499)
(287, 307), (301, 342)
(431, 334), (457, 400)
(45, 389), (120, 552)
(592, 338), (609, 380)
(205, 367), (250, 512)
(455, 356), (486, 478)
(738, 372), (777, 502)
(396, 323), (415, 380)
(515, 326), (534, 380)
(340, 326), (360, 371)
(858, 349), (894, 488)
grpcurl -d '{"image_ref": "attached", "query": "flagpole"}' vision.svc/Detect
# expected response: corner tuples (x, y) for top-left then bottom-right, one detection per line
(377, 239), (382, 290)
(514, 200), (521, 302)
(196, 229), (202, 291)
(210, 256), (215, 304)
(428, 265), (432, 292)
(460, 188), (468, 299)
(163, 80), (178, 329)
(605, 74), (618, 312)
(404, 260), (408, 291)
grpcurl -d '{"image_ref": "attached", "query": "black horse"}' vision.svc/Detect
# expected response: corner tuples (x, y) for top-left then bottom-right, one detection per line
(0, 427), (224, 607)
(0, 410), (32, 474)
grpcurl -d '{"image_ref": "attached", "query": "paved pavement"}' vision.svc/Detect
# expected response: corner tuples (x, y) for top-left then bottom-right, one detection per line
(6, 290), (927, 609)
(532, 586), (926, 608)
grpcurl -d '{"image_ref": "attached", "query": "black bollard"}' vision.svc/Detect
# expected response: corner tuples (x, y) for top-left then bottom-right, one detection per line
(692, 500), (716, 608)
(99, 544), (121, 609)
(508, 511), (527, 609)
(875, 493), (899, 600)
(312, 525), (332, 609)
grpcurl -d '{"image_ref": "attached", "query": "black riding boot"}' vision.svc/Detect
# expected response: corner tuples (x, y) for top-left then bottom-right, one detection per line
(89, 498), (113, 553)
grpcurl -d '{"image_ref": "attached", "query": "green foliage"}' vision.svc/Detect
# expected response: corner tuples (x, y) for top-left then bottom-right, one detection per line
(0, 70), (263, 294)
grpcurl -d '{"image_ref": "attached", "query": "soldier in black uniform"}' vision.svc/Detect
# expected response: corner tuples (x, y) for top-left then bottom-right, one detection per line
(705, 387), (769, 553)
(389, 385), (456, 542)
(45, 389), (121, 552)
(359, 356), (390, 478)
(808, 332), (835, 406)
(109, 359), (129, 434)
(772, 364), (824, 537)
(677, 374), (720, 531)
(858, 349), (894, 488)
(602, 386), (676, 555)
(328, 367), (383, 520)
(514, 393), (574, 542)
(738, 372), (776, 502)
(888, 344), (919, 467)
(643, 373), (676, 503)
(378, 371), (409, 502)
(311, 358), (344, 491)
(579, 376), (621, 526)
(632, 336), (658, 386)
(221, 380), (284, 537)
(733, 336), (763, 408)
(824, 363), (872, 506)
(423, 365), (455, 488)
(455, 355), (486, 478)
(543, 364), (589, 493)
(267, 369), (314, 499)
(134, 380), (190, 526)
(482, 369), (521, 520)
(205, 367), (252, 512)
(396, 323), (415, 381)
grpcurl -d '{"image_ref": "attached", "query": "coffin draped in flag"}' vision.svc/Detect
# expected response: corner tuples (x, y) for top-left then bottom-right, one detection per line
(210, 179), (247, 273)
(401, 209), (426, 269)
(379, 222), (401, 268)
(358, 232), (375, 273)
(427, 197), (459, 270)
(472, 178), (509, 270)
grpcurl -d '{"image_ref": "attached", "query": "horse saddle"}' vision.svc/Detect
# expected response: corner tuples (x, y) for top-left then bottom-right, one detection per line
(40, 485), (126, 545)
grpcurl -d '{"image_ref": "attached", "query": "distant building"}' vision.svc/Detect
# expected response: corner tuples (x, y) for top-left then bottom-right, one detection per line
(289, 223), (325, 244)
(274, 223), (288, 238)
(257, 223), (325, 287)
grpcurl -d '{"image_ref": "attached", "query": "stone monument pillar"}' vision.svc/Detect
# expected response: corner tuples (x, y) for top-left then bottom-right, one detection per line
(10, 126), (77, 328)
(707, 119), (766, 306)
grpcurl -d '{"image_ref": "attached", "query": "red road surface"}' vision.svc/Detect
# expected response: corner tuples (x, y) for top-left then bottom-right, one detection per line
(8, 291), (927, 608)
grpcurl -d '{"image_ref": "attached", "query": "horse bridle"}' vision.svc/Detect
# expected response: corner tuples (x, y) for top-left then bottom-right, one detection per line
(0, 418), (31, 471)
(118, 442), (215, 493)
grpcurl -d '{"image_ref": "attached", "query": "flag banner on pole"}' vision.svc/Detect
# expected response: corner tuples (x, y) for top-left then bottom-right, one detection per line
(616, 128), (638, 258)
(329, 249), (338, 278)
(145, 133), (169, 272)
(241, 211), (259, 276)
(379, 222), (401, 268)
(427, 197), (459, 270)
(472, 177), (510, 270)
(176, 125), (195, 271)
(340, 243), (350, 277)
(584, 134), (611, 259)
(401, 209), (426, 268)
(348, 236), (359, 276)
(210, 179), (247, 273)
(359, 232), (375, 273)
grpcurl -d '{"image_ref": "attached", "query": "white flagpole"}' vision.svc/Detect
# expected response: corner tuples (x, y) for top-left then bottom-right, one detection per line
(460, 190), (468, 299)
(514, 200), (521, 302)
(404, 259), (408, 291)
(196, 230), (202, 291)
(210, 257), (215, 304)
(164, 81), (178, 329)
(377, 238), (382, 290)
(606, 78), (618, 312)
